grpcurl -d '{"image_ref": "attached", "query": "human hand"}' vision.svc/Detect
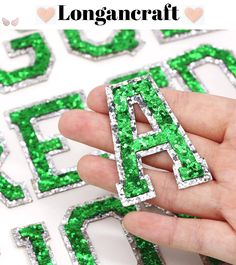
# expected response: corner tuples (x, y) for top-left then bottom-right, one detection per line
(59, 86), (236, 264)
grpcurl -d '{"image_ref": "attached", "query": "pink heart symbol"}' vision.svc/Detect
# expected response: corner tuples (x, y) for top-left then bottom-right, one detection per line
(184, 7), (204, 23)
(11, 18), (19, 26)
(37, 7), (55, 23)
(2, 18), (10, 26)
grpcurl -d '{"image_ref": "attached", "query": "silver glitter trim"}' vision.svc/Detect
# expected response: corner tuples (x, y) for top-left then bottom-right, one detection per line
(0, 31), (55, 94)
(60, 30), (144, 61)
(106, 75), (212, 206)
(153, 30), (210, 44)
(91, 150), (115, 160)
(0, 133), (32, 208)
(164, 44), (236, 93)
(106, 44), (236, 95)
(12, 222), (57, 265)
(5, 90), (87, 199)
(106, 62), (174, 90)
(142, 201), (170, 215)
(60, 195), (166, 265)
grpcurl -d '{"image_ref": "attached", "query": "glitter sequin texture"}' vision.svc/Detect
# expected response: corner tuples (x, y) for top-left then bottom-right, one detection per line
(8, 91), (86, 198)
(106, 76), (212, 206)
(62, 30), (143, 60)
(153, 30), (209, 43)
(109, 63), (169, 88)
(0, 135), (32, 207)
(0, 32), (54, 93)
(12, 223), (56, 265)
(161, 30), (191, 38)
(167, 44), (236, 93)
(61, 196), (165, 265)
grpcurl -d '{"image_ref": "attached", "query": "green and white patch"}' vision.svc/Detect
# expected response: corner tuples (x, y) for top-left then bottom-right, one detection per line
(12, 222), (56, 265)
(154, 30), (209, 43)
(0, 32), (54, 93)
(61, 30), (143, 60)
(60, 195), (165, 265)
(106, 75), (212, 206)
(167, 44), (236, 93)
(0, 134), (32, 207)
(6, 91), (86, 198)
(108, 62), (172, 89)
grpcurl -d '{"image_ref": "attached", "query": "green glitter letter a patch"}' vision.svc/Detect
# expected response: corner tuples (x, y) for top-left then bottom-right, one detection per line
(0, 135), (31, 207)
(12, 222), (56, 265)
(62, 30), (142, 60)
(106, 76), (212, 206)
(61, 196), (165, 265)
(0, 32), (54, 93)
(8, 91), (86, 198)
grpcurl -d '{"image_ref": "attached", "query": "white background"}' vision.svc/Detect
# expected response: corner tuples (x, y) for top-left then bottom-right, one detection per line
(0, 0), (236, 29)
(0, 30), (236, 265)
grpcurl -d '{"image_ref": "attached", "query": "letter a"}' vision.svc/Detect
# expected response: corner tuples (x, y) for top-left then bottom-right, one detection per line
(106, 75), (212, 206)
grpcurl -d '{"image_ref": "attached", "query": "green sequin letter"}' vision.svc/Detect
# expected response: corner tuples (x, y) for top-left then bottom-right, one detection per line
(168, 44), (236, 93)
(0, 32), (54, 93)
(13, 223), (56, 265)
(161, 29), (191, 39)
(109, 64), (169, 88)
(106, 76), (212, 206)
(63, 30), (141, 59)
(9, 92), (85, 198)
(62, 196), (164, 265)
(0, 137), (31, 207)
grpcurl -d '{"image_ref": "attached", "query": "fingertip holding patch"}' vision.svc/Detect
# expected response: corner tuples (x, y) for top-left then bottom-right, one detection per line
(87, 85), (107, 112)
(58, 109), (83, 138)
